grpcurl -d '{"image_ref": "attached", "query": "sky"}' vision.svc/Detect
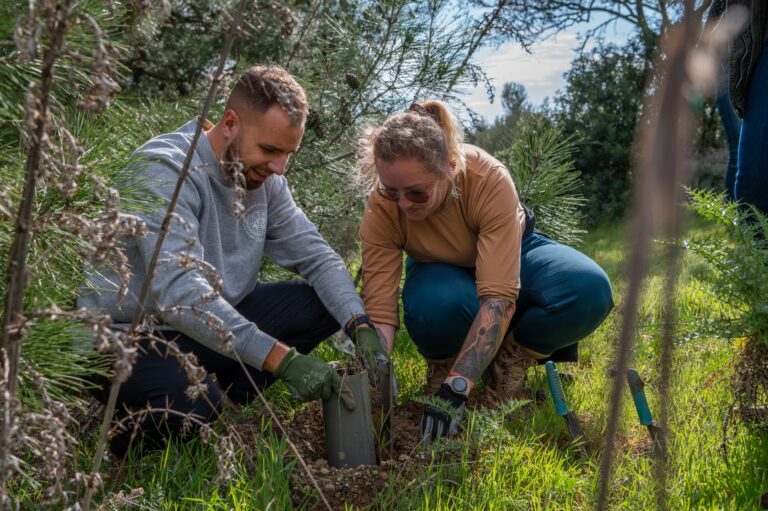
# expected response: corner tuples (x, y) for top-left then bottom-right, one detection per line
(462, 20), (633, 122)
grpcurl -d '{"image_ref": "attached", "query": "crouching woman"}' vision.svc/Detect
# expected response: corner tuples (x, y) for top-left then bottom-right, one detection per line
(356, 100), (614, 441)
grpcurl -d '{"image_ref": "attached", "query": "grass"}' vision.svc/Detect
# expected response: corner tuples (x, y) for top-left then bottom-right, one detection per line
(70, 217), (768, 509)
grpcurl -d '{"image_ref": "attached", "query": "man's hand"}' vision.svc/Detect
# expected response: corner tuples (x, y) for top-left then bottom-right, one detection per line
(420, 383), (467, 442)
(354, 326), (390, 382)
(274, 348), (356, 410)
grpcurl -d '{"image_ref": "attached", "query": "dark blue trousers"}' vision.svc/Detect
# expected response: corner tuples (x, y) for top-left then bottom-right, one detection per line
(401, 232), (613, 361)
(89, 280), (339, 458)
(714, 78), (741, 201)
(735, 47), (768, 217)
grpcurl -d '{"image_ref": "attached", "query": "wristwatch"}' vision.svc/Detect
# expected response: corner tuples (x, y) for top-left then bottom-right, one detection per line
(444, 375), (471, 398)
(344, 313), (373, 339)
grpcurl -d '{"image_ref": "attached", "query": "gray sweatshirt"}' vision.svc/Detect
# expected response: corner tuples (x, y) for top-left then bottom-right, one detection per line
(78, 118), (366, 370)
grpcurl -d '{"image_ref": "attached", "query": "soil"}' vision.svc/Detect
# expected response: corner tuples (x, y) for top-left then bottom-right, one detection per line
(286, 399), (463, 510)
(283, 364), (557, 511)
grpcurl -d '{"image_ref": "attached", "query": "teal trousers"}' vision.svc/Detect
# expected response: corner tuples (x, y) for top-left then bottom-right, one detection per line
(402, 232), (613, 361)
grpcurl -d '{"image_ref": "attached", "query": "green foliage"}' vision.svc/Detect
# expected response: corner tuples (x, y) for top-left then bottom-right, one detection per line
(555, 38), (647, 223)
(0, 0), (502, 417)
(469, 82), (556, 156)
(495, 128), (586, 245)
(685, 189), (768, 344)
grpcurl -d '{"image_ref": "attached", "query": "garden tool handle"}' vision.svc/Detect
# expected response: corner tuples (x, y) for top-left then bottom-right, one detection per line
(545, 361), (569, 417)
(627, 369), (655, 426)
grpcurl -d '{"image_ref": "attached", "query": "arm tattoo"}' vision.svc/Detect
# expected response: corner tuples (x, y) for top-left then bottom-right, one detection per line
(452, 296), (515, 384)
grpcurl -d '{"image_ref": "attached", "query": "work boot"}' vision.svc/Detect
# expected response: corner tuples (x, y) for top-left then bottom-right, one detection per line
(486, 332), (547, 401)
(424, 356), (456, 394)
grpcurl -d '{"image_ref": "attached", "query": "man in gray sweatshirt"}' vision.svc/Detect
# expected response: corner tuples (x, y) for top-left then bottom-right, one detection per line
(79, 65), (388, 458)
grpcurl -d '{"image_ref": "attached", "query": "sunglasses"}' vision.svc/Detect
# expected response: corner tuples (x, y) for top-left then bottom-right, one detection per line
(376, 186), (432, 204)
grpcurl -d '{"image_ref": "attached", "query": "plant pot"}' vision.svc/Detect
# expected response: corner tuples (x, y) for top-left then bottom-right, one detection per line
(322, 370), (378, 468)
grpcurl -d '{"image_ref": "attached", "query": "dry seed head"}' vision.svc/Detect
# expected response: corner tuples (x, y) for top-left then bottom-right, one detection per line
(163, 253), (224, 297)
(76, 15), (121, 113)
(14, 3), (42, 63)
(228, 158), (247, 219)
(214, 433), (236, 484)
(0, 190), (14, 221)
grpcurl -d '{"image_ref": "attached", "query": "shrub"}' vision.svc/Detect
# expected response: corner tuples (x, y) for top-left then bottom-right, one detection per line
(494, 127), (586, 246)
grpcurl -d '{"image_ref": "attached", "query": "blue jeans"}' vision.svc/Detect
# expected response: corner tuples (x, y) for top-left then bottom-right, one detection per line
(735, 47), (768, 216)
(401, 232), (614, 361)
(715, 78), (741, 200)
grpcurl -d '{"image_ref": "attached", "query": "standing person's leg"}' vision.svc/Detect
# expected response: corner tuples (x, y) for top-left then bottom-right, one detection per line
(735, 48), (768, 217)
(715, 77), (742, 201)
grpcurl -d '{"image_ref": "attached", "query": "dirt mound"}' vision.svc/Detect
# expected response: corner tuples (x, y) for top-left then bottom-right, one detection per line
(287, 400), (461, 510)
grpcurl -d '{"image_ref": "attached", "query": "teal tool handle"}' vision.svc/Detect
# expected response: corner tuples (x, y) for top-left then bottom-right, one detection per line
(627, 369), (654, 426)
(545, 361), (568, 416)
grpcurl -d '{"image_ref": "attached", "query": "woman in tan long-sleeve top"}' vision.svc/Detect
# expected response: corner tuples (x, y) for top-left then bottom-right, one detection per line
(357, 100), (614, 441)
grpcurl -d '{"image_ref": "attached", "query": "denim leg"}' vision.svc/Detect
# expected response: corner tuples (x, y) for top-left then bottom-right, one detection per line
(401, 234), (613, 359)
(402, 262), (478, 359)
(513, 233), (614, 354)
(714, 78), (742, 200)
(735, 48), (768, 216)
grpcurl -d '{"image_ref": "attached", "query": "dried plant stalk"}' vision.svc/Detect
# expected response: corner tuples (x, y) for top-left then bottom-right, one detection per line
(0, 0), (76, 503)
(595, 1), (701, 509)
(80, 1), (249, 507)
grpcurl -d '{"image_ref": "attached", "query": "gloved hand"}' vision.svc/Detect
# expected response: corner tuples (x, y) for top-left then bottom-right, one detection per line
(420, 383), (467, 442)
(274, 348), (356, 410)
(353, 326), (389, 382)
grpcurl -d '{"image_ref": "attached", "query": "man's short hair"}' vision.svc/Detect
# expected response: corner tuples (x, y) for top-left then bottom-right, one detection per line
(227, 65), (308, 125)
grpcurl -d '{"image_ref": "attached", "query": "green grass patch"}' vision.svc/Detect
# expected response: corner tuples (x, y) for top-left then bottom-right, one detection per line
(77, 219), (768, 509)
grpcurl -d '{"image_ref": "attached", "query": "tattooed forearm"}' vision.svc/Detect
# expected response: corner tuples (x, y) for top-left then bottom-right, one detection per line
(452, 296), (515, 385)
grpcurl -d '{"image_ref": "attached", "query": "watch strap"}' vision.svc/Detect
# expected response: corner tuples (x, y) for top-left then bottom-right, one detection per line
(344, 313), (373, 340)
(443, 375), (471, 398)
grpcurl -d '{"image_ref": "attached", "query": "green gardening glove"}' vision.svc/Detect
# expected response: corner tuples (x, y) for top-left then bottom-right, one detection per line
(354, 326), (390, 382)
(273, 348), (356, 410)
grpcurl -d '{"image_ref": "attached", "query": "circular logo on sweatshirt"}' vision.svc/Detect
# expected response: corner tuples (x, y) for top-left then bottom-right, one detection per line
(243, 204), (267, 240)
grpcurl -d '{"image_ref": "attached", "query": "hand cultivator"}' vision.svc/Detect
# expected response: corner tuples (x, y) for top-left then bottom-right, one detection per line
(607, 367), (666, 453)
(545, 361), (587, 454)
(626, 368), (665, 454)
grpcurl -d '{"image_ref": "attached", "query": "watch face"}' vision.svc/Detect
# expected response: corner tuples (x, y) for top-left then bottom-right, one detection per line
(451, 377), (468, 394)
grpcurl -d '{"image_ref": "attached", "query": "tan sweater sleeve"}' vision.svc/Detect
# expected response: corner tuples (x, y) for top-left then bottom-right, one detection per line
(467, 158), (524, 304)
(360, 196), (404, 327)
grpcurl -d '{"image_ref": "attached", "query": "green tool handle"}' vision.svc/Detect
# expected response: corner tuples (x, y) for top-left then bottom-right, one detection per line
(545, 361), (569, 417)
(627, 369), (655, 426)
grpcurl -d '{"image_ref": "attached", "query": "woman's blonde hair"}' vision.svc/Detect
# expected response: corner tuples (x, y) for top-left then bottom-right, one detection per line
(357, 100), (465, 196)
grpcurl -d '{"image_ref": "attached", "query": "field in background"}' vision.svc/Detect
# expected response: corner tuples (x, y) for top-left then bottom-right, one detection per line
(84, 219), (768, 510)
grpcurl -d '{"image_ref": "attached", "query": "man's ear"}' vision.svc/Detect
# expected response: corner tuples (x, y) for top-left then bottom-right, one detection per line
(221, 108), (241, 141)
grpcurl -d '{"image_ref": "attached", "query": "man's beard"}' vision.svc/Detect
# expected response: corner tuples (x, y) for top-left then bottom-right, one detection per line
(222, 142), (263, 190)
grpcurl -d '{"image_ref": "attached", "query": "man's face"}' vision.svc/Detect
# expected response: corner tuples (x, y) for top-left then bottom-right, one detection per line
(223, 105), (304, 190)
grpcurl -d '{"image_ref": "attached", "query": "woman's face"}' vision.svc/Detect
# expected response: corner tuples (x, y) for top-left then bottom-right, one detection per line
(375, 156), (449, 221)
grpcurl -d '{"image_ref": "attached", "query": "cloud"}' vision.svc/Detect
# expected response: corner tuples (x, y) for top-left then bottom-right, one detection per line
(461, 33), (580, 121)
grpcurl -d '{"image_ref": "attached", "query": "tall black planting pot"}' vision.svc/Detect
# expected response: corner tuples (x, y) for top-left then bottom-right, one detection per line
(322, 370), (378, 468)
